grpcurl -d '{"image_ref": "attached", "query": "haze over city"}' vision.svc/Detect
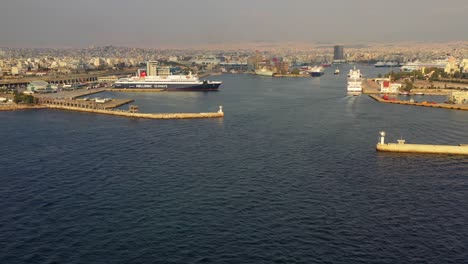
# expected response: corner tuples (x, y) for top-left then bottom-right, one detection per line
(1, 0), (468, 48)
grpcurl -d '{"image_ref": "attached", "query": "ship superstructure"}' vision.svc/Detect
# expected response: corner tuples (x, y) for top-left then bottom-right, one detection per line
(347, 67), (362, 93)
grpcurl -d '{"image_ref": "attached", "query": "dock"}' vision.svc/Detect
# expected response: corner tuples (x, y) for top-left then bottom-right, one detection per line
(34, 88), (107, 100)
(376, 132), (468, 155)
(362, 79), (382, 94)
(0, 104), (47, 111)
(100, 99), (134, 109)
(369, 94), (468, 111)
(273, 74), (310, 78)
(2, 99), (224, 120)
(39, 97), (134, 110)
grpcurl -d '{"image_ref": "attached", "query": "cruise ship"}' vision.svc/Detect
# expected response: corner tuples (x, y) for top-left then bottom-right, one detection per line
(310, 66), (325, 77)
(113, 62), (221, 91)
(347, 67), (362, 93)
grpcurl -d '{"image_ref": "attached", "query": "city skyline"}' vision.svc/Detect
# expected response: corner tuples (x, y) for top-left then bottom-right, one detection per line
(1, 0), (468, 48)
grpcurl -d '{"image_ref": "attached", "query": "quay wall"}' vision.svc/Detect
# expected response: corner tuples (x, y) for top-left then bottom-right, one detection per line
(377, 143), (468, 155)
(0, 104), (47, 111)
(273, 74), (310, 78)
(45, 105), (224, 119)
(369, 95), (468, 111)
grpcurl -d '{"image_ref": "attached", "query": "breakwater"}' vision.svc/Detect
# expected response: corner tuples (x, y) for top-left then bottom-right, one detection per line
(369, 94), (468, 111)
(376, 132), (468, 155)
(44, 104), (224, 119)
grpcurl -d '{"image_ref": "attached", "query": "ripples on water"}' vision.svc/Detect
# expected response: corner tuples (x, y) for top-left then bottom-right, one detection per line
(1, 66), (467, 263)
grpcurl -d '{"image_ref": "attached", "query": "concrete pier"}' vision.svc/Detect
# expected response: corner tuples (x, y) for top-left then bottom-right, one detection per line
(273, 74), (310, 78)
(38, 97), (134, 110)
(0, 104), (47, 111)
(100, 99), (134, 109)
(44, 105), (224, 119)
(369, 95), (468, 111)
(376, 131), (468, 155)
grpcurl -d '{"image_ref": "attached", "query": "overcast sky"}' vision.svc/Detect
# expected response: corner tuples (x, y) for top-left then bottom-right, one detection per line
(1, 0), (467, 48)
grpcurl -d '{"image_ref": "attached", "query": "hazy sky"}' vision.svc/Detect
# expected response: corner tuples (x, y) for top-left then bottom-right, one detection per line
(1, 0), (467, 48)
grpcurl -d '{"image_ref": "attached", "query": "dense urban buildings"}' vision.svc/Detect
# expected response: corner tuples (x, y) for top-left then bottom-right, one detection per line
(0, 42), (467, 85)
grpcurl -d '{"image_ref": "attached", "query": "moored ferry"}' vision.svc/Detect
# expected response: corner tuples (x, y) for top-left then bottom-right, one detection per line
(347, 67), (362, 93)
(113, 61), (221, 91)
(310, 66), (325, 77)
(114, 72), (221, 91)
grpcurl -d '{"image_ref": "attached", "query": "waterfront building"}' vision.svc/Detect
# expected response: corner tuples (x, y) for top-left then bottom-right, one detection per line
(97, 75), (119, 83)
(461, 59), (468, 73)
(380, 80), (402, 94)
(190, 56), (221, 65)
(147, 61), (159, 76)
(444, 57), (460, 75)
(11, 67), (19, 75)
(27, 80), (54, 93)
(168, 56), (178, 62)
(333, 45), (345, 64)
(448, 91), (468, 104)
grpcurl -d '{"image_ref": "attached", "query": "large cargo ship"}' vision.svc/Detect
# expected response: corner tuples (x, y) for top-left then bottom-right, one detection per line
(113, 61), (221, 91)
(347, 67), (362, 93)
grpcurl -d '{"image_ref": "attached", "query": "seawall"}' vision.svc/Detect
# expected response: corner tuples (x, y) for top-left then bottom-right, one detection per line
(45, 105), (224, 119)
(0, 104), (47, 111)
(377, 143), (468, 155)
(369, 95), (468, 111)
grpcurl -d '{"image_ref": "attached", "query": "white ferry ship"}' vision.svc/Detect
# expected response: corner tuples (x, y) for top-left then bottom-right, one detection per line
(113, 61), (221, 91)
(310, 66), (325, 77)
(347, 67), (362, 93)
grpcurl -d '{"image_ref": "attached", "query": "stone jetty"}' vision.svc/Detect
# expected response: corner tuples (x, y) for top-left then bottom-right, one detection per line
(376, 132), (468, 155)
(44, 105), (224, 119)
(369, 95), (468, 111)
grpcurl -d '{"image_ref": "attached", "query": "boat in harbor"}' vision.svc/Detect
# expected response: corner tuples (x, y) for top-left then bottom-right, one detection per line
(334, 68), (340, 75)
(255, 68), (275, 77)
(347, 67), (362, 93)
(114, 72), (221, 91)
(310, 66), (325, 77)
(114, 62), (221, 91)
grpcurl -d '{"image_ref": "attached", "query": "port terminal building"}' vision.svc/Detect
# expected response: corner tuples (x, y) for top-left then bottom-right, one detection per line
(448, 91), (468, 104)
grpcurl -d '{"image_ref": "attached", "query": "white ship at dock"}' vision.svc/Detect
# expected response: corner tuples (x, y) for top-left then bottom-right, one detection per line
(113, 61), (221, 91)
(347, 67), (362, 93)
